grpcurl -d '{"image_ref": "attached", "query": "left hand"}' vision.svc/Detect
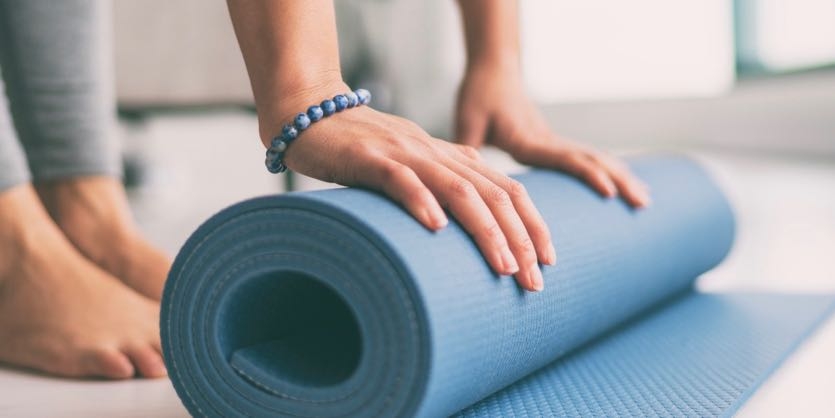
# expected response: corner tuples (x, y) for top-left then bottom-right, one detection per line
(455, 64), (651, 208)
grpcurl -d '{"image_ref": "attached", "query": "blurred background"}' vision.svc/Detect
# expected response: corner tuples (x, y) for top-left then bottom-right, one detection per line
(112, 0), (835, 293)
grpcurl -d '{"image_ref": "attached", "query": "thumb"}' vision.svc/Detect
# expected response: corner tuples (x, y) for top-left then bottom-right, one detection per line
(455, 109), (489, 148)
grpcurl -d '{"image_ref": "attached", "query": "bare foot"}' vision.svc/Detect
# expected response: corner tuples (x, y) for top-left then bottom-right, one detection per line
(36, 176), (170, 300)
(0, 184), (167, 379)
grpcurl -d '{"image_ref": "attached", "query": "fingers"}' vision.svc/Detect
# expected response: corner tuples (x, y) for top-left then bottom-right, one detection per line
(415, 162), (523, 278)
(441, 159), (549, 291)
(455, 109), (489, 148)
(355, 156), (449, 231)
(295, 107), (555, 292)
(517, 142), (650, 208)
(448, 150), (555, 266)
(449, 143), (482, 161)
(591, 154), (651, 208)
(541, 150), (618, 198)
(352, 148), (548, 292)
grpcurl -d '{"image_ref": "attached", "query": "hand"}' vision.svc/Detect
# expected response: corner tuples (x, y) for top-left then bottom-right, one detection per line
(455, 65), (651, 207)
(269, 83), (556, 291)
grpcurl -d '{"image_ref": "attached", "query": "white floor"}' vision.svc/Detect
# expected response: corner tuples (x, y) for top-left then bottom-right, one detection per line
(1, 112), (833, 417)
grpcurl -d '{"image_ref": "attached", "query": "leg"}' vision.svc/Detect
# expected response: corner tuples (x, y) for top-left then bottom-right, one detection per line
(0, 0), (169, 300)
(0, 77), (165, 379)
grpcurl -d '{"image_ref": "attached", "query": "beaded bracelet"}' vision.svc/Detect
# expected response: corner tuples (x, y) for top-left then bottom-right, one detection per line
(265, 88), (372, 173)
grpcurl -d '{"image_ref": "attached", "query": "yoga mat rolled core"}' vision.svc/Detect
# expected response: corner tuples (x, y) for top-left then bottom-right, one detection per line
(161, 156), (835, 417)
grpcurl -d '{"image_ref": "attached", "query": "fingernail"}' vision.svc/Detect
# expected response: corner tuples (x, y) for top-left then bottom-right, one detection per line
(545, 243), (557, 265)
(434, 212), (449, 228)
(528, 266), (544, 292)
(426, 208), (448, 229)
(500, 247), (519, 275)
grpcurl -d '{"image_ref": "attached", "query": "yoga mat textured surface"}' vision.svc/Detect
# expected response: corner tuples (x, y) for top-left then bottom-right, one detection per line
(161, 156), (834, 417)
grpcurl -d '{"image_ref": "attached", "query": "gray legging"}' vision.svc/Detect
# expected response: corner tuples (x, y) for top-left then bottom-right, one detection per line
(0, 0), (120, 192)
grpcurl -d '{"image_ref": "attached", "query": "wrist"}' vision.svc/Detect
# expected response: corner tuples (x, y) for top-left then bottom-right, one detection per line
(465, 52), (521, 78)
(257, 75), (350, 147)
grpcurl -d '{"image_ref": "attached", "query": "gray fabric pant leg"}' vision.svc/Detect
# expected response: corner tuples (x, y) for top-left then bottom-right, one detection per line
(0, 76), (30, 191)
(0, 0), (120, 192)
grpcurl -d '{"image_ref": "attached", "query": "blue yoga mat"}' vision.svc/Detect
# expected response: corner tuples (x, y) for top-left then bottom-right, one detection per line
(161, 156), (834, 417)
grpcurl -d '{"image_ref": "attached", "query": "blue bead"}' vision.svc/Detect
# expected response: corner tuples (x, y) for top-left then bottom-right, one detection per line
(281, 125), (298, 140)
(333, 94), (349, 111)
(266, 148), (279, 161)
(307, 105), (324, 122)
(345, 92), (359, 108)
(271, 136), (291, 150)
(355, 88), (371, 105)
(294, 113), (311, 130)
(320, 99), (336, 116)
(265, 157), (282, 173)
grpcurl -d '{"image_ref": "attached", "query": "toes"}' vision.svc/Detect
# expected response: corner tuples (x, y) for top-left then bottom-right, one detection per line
(150, 335), (163, 353)
(125, 345), (167, 378)
(80, 349), (134, 380)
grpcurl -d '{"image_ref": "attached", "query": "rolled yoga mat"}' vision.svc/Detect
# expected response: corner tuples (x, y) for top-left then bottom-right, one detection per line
(161, 156), (835, 417)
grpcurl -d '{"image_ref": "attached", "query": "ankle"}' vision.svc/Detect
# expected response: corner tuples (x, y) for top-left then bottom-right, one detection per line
(0, 185), (58, 282)
(35, 176), (138, 252)
(36, 176), (131, 223)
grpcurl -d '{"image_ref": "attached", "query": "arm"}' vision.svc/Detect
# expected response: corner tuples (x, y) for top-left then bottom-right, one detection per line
(458, 0), (520, 75)
(226, 1), (554, 291)
(226, 0), (345, 145)
(456, 0), (650, 207)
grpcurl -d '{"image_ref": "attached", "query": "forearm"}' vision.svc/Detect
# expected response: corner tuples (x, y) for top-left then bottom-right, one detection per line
(226, 0), (348, 145)
(456, 0), (521, 71)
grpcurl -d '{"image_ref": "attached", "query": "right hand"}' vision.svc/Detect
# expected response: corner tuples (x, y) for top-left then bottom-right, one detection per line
(263, 84), (555, 292)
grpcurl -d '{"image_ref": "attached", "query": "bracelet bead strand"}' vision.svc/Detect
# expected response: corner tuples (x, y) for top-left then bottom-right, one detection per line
(265, 88), (371, 174)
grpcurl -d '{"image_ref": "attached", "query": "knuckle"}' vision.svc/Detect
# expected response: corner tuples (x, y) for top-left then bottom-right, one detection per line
(576, 162), (600, 178)
(458, 144), (480, 160)
(380, 160), (411, 180)
(504, 179), (528, 199)
(584, 150), (603, 162)
(380, 134), (403, 149)
(449, 177), (477, 199)
(486, 186), (512, 207)
(564, 154), (589, 170)
(567, 152), (588, 164)
(483, 222), (504, 240)
(352, 141), (377, 157)
(424, 145), (448, 162)
(514, 236), (537, 256)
